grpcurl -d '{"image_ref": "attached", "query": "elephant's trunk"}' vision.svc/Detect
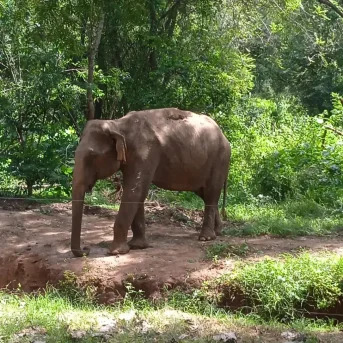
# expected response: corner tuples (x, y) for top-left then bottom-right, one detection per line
(71, 182), (90, 257)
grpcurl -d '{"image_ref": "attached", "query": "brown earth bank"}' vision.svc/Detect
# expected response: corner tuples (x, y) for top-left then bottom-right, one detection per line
(1, 199), (343, 316)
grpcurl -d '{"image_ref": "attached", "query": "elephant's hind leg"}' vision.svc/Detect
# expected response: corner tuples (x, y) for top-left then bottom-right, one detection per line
(198, 190), (220, 242)
(128, 203), (149, 249)
(198, 205), (217, 241)
(195, 188), (219, 241)
(214, 209), (223, 236)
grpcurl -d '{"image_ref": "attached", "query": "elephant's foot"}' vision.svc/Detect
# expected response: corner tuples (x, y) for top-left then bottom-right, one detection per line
(108, 241), (130, 255)
(71, 246), (91, 258)
(198, 228), (216, 241)
(215, 225), (223, 236)
(128, 237), (149, 250)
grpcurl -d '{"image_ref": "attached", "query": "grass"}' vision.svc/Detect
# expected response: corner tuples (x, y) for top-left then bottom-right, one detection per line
(208, 251), (343, 322)
(224, 199), (343, 237)
(0, 284), (342, 343)
(205, 242), (252, 261)
(1, 256), (343, 342)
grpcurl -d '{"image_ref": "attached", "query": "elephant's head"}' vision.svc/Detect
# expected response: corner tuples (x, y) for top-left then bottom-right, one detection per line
(71, 120), (127, 257)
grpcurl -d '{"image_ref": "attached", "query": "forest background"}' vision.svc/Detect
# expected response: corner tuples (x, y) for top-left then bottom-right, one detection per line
(0, 0), (342, 215)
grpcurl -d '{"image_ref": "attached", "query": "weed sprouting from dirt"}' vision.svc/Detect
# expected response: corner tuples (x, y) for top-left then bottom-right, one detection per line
(121, 281), (152, 311)
(166, 288), (225, 317)
(57, 270), (97, 306)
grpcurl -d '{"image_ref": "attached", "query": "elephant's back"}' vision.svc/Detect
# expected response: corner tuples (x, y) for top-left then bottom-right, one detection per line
(127, 108), (227, 142)
(124, 107), (230, 161)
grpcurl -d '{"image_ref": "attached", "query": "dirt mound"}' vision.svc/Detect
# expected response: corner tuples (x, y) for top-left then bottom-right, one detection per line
(0, 201), (219, 299)
(0, 253), (60, 291)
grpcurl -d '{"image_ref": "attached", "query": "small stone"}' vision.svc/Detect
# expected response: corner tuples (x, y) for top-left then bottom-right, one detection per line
(118, 310), (136, 321)
(281, 331), (306, 342)
(178, 333), (189, 340)
(96, 316), (116, 333)
(138, 320), (152, 333)
(70, 330), (87, 339)
(213, 332), (237, 342)
(32, 341), (46, 343)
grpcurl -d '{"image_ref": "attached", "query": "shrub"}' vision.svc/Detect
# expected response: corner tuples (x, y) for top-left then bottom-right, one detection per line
(212, 252), (343, 321)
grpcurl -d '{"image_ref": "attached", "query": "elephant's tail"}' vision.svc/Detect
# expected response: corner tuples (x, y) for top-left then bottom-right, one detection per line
(221, 178), (228, 220)
(221, 143), (231, 220)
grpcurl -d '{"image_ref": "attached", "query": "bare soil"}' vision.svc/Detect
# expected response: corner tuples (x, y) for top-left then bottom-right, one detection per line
(1, 199), (343, 305)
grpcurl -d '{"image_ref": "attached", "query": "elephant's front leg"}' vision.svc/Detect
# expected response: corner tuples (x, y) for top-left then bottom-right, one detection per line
(128, 203), (149, 249)
(109, 169), (152, 255)
(199, 205), (217, 241)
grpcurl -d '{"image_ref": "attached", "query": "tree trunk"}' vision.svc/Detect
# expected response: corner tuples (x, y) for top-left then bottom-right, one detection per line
(26, 180), (33, 197)
(165, 0), (181, 38)
(87, 11), (105, 121)
(148, 0), (158, 71)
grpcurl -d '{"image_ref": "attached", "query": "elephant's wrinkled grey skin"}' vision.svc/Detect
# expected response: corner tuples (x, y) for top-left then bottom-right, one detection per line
(71, 108), (231, 257)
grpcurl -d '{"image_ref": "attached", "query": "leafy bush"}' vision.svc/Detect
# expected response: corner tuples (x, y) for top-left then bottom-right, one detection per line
(213, 94), (343, 205)
(4, 126), (78, 196)
(213, 252), (343, 321)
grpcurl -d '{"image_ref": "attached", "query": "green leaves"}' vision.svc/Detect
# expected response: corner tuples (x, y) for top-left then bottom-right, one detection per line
(216, 252), (343, 320)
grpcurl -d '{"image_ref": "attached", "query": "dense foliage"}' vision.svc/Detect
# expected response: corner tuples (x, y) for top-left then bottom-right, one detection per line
(0, 0), (342, 207)
(208, 251), (343, 320)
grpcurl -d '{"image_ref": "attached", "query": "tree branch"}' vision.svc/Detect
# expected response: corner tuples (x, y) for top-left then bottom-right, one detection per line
(87, 11), (105, 121)
(324, 125), (343, 136)
(164, 0), (181, 37)
(318, 0), (343, 18)
(159, 0), (183, 22)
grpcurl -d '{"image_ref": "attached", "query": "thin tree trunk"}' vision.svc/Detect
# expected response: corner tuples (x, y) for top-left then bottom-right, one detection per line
(87, 11), (105, 121)
(165, 0), (181, 38)
(26, 180), (33, 197)
(318, 0), (343, 18)
(112, 31), (130, 116)
(148, 0), (158, 71)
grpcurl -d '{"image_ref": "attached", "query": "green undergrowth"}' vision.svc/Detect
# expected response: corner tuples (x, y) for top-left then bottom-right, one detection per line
(224, 199), (343, 237)
(206, 251), (343, 322)
(0, 276), (342, 343)
(205, 242), (251, 261)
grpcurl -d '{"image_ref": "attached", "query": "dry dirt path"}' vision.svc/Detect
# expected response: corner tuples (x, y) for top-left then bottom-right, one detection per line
(1, 200), (343, 303)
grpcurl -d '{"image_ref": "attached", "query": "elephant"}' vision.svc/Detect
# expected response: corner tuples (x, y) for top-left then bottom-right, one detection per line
(71, 107), (231, 257)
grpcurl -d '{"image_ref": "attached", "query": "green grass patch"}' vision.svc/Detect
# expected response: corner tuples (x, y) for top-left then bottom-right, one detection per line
(205, 242), (252, 261)
(224, 199), (343, 237)
(209, 252), (343, 321)
(0, 284), (342, 343)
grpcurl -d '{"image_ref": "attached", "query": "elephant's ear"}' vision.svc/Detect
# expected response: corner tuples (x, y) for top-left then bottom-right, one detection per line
(103, 122), (127, 163)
